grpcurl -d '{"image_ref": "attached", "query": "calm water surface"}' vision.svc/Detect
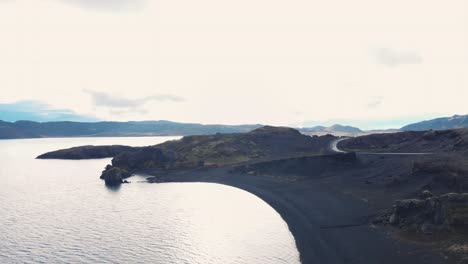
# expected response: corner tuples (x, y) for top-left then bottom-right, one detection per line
(0, 137), (300, 264)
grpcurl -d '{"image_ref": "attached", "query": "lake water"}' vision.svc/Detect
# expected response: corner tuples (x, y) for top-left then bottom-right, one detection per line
(0, 137), (300, 264)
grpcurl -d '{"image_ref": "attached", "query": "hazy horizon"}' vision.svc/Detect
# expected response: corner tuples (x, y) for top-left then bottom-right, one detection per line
(1, 0), (467, 130)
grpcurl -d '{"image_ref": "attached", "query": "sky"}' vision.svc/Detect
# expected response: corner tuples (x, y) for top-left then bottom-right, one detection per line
(0, 0), (467, 129)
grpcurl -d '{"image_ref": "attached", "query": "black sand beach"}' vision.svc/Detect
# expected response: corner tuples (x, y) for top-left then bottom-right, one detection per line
(38, 127), (468, 263)
(148, 155), (450, 264)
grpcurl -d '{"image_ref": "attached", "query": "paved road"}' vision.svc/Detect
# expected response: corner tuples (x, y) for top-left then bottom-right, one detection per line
(330, 137), (432, 155)
(329, 138), (349, 153)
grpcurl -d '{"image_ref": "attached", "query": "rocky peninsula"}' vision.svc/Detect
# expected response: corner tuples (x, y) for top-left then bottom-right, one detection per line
(37, 126), (468, 264)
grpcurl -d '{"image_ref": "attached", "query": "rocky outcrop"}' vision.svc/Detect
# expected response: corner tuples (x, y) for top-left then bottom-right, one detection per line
(100, 165), (132, 185)
(111, 147), (175, 171)
(103, 126), (334, 175)
(411, 156), (468, 192)
(37, 126), (337, 183)
(37, 145), (139, 160)
(376, 192), (468, 234)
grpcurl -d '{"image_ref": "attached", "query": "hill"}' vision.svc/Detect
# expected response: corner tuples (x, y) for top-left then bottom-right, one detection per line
(401, 114), (468, 131)
(38, 126), (336, 178)
(0, 121), (37, 139)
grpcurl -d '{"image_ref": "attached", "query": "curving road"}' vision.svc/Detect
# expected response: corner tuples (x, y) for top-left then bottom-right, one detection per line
(330, 137), (432, 155)
(329, 138), (350, 153)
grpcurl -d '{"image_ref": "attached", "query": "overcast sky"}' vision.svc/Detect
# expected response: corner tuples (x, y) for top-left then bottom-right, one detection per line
(0, 0), (467, 129)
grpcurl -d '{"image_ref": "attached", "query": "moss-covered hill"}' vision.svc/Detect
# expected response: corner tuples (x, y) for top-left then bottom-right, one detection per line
(38, 126), (336, 176)
(111, 126), (335, 172)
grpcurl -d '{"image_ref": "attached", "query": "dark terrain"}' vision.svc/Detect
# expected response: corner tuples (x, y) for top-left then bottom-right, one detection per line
(38, 126), (335, 182)
(340, 128), (468, 154)
(37, 126), (468, 264)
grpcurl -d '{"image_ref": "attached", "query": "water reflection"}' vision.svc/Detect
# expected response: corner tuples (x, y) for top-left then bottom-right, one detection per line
(0, 137), (300, 264)
(105, 182), (122, 192)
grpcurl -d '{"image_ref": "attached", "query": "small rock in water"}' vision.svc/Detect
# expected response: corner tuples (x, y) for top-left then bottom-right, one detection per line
(100, 166), (131, 185)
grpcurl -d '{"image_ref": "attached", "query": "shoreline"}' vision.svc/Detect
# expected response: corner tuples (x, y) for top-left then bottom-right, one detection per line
(146, 166), (447, 264)
(32, 127), (468, 263)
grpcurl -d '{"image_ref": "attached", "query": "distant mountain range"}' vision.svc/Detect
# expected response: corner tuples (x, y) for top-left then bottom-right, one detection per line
(300, 124), (363, 134)
(401, 115), (468, 131)
(0, 120), (262, 139)
(0, 120), (368, 139)
(0, 114), (466, 139)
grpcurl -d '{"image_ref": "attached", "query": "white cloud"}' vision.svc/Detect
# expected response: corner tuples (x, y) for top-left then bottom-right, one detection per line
(60, 0), (147, 11)
(366, 97), (384, 109)
(373, 48), (423, 67)
(84, 89), (184, 108)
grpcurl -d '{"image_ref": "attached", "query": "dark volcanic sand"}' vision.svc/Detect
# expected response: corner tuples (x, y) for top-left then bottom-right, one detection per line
(36, 127), (468, 263)
(146, 154), (451, 264)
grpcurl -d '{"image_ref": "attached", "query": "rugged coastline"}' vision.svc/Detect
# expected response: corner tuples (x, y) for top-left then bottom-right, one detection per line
(37, 126), (468, 263)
